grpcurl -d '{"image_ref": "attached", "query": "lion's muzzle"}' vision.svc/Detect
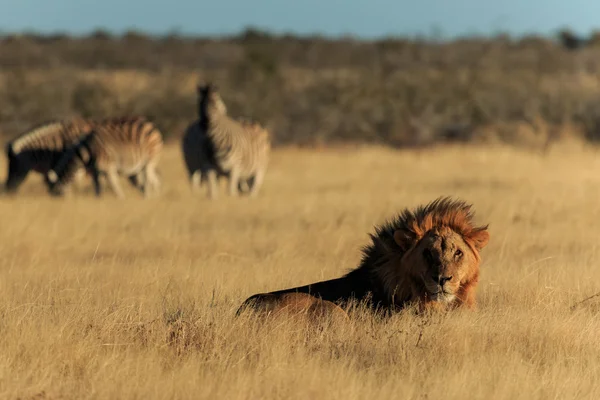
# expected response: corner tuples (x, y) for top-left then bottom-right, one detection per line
(424, 274), (457, 303)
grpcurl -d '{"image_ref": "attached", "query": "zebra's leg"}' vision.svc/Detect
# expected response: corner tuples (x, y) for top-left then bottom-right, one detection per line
(249, 169), (266, 198)
(139, 171), (148, 190)
(191, 170), (202, 193)
(145, 163), (161, 198)
(71, 168), (87, 192)
(238, 178), (251, 194)
(135, 169), (148, 196)
(137, 169), (150, 198)
(228, 168), (240, 197)
(106, 167), (125, 198)
(90, 168), (102, 197)
(206, 169), (218, 200)
(128, 172), (145, 192)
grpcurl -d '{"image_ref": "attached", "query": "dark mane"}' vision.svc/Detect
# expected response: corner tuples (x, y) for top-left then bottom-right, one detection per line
(197, 83), (214, 131)
(360, 197), (488, 270)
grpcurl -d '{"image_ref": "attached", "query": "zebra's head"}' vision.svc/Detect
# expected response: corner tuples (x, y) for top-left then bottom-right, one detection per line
(197, 83), (227, 116)
(4, 142), (26, 194)
(47, 133), (94, 195)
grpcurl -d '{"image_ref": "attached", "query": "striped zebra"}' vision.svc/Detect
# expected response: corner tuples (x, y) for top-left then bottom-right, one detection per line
(4, 118), (94, 194)
(47, 117), (164, 198)
(182, 101), (252, 196)
(191, 83), (271, 199)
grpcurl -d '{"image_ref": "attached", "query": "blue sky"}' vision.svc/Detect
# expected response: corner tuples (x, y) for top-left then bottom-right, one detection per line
(1, 0), (599, 38)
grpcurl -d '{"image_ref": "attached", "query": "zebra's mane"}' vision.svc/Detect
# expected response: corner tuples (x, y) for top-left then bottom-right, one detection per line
(10, 122), (66, 154)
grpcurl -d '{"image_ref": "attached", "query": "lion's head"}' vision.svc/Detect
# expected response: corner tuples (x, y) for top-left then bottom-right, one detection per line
(367, 197), (490, 310)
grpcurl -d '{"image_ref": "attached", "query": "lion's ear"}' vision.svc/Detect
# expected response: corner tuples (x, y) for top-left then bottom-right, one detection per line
(469, 227), (490, 250)
(393, 230), (413, 252)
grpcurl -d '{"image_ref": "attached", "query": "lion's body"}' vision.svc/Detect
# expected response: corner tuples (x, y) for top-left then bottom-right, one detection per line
(239, 197), (490, 316)
(240, 293), (349, 323)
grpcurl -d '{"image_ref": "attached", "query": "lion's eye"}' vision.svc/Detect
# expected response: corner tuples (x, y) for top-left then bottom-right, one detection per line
(454, 249), (463, 259)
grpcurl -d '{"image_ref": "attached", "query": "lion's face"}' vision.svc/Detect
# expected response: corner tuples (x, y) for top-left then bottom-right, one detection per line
(398, 226), (488, 304)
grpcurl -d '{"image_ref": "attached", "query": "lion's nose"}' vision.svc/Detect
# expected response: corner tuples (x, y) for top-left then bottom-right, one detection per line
(438, 275), (452, 286)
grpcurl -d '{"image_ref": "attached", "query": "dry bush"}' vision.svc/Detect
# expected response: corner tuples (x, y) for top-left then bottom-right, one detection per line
(2, 32), (600, 147)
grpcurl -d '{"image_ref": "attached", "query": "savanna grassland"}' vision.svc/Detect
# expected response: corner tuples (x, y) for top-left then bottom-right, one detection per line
(1, 142), (599, 399)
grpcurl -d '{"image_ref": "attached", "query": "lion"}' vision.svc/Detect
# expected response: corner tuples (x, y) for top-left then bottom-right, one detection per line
(238, 197), (490, 316)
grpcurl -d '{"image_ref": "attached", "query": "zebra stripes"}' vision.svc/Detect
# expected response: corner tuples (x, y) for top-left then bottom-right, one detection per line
(182, 113), (253, 196)
(189, 83), (270, 199)
(5, 118), (93, 193)
(47, 117), (164, 198)
(6, 86), (270, 200)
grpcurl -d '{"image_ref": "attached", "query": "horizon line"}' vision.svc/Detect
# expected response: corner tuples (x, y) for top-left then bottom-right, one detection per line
(0, 24), (595, 42)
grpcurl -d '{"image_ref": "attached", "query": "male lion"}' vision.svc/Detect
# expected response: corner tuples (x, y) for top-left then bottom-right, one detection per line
(238, 197), (490, 316)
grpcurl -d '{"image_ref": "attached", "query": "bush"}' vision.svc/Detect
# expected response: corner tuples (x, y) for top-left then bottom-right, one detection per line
(1, 30), (600, 148)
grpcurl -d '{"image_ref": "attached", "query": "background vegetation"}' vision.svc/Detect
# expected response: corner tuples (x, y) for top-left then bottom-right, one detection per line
(2, 28), (600, 147)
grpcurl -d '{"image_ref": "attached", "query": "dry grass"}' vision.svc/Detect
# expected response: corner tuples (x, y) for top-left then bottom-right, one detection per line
(1, 142), (600, 399)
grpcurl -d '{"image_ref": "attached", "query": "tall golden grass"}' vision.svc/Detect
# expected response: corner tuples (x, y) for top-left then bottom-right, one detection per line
(0, 142), (599, 399)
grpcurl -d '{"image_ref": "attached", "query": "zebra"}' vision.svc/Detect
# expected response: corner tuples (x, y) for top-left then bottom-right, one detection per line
(47, 117), (164, 198)
(182, 97), (254, 196)
(4, 118), (94, 194)
(191, 83), (271, 199)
